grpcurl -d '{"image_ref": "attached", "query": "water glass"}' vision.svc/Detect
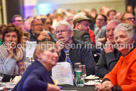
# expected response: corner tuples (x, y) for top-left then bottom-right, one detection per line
(79, 65), (86, 78)
(0, 73), (4, 82)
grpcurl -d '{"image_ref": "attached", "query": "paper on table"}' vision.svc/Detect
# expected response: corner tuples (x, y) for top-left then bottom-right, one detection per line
(52, 62), (74, 85)
(26, 41), (37, 58)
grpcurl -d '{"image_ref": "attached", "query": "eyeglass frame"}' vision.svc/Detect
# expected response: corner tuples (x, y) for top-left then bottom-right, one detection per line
(55, 30), (70, 34)
(123, 17), (135, 21)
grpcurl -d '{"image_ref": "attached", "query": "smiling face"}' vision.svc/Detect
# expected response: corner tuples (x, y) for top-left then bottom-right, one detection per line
(114, 30), (134, 55)
(106, 21), (119, 44)
(41, 47), (59, 67)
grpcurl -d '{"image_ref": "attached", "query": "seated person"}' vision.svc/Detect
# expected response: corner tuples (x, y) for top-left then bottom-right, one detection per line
(95, 20), (121, 78)
(29, 18), (55, 43)
(13, 41), (61, 91)
(55, 21), (95, 76)
(0, 24), (24, 75)
(96, 23), (136, 91)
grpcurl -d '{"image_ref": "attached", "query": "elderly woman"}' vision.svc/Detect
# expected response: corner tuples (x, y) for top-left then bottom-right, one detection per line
(13, 41), (61, 91)
(96, 23), (136, 91)
(0, 24), (24, 75)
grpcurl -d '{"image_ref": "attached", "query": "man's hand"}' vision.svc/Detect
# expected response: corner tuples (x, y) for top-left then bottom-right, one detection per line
(38, 31), (51, 41)
(56, 39), (65, 52)
(104, 39), (114, 53)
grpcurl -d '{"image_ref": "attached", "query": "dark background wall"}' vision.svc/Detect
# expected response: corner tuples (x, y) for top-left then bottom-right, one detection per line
(6, 0), (24, 23)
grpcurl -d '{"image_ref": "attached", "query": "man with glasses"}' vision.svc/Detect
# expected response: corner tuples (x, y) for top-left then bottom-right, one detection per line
(55, 21), (95, 76)
(29, 19), (55, 43)
(11, 15), (25, 31)
(94, 14), (107, 47)
(121, 12), (136, 27)
(121, 12), (136, 46)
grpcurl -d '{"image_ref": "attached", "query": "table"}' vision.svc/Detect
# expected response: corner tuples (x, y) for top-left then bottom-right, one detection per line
(61, 85), (95, 91)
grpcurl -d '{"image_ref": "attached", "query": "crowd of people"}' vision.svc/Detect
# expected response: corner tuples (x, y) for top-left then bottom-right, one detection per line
(0, 5), (136, 91)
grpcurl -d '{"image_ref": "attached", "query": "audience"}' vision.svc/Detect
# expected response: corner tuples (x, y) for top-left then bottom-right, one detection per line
(73, 14), (94, 45)
(121, 12), (136, 27)
(11, 15), (25, 32)
(94, 14), (107, 47)
(0, 24), (25, 75)
(0, 5), (136, 90)
(13, 41), (61, 91)
(95, 20), (121, 78)
(55, 21), (95, 75)
(96, 23), (136, 91)
(29, 19), (55, 43)
(107, 10), (116, 23)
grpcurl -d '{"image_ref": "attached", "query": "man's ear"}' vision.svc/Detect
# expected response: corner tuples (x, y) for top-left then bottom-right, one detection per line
(36, 51), (42, 60)
(70, 31), (73, 38)
(75, 23), (80, 29)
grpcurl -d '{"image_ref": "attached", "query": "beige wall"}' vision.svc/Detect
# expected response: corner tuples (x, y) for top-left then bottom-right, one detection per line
(53, 0), (125, 13)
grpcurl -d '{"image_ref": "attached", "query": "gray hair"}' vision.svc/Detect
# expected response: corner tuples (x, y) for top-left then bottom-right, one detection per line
(107, 19), (120, 26)
(114, 23), (135, 40)
(55, 21), (73, 31)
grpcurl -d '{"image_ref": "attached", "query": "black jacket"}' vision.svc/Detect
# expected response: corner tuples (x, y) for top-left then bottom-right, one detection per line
(58, 38), (95, 75)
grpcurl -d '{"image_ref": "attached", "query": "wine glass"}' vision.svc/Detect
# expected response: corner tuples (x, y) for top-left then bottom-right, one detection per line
(0, 73), (4, 82)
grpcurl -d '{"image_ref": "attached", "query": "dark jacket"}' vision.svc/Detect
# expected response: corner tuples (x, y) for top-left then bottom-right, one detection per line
(58, 38), (95, 75)
(29, 29), (56, 43)
(95, 48), (121, 78)
(73, 29), (94, 45)
(13, 60), (54, 91)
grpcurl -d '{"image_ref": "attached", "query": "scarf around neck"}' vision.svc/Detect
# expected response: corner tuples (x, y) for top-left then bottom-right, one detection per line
(0, 45), (24, 62)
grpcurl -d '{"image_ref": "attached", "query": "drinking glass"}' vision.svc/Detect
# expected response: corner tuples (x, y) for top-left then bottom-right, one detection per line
(0, 73), (4, 82)
(79, 65), (86, 78)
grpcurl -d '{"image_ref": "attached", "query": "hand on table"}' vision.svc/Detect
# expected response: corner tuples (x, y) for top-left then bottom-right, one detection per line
(95, 80), (113, 91)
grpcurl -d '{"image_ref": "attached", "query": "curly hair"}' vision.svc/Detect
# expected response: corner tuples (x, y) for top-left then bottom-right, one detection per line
(2, 23), (23, 44)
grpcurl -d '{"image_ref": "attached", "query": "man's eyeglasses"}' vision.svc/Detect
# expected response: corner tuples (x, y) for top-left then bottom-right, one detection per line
(45, 22), (51, 25)
(55, 30), (68, 34)
(33, 24), (43, 26)
(124, 17), (135, 21)
(15, 20), (23, 22)
(96, 19), (104, 21)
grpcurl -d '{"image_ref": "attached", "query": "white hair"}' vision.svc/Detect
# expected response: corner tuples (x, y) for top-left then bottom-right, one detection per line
(55, 20), (73, 31)
(114, 23), (135, 40)
(107, 20), (120, 26)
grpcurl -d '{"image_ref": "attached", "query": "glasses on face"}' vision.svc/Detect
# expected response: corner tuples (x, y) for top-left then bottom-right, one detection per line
(33, 24), (43, 26)
(46, 22), (51, 25)
(124, 17), (135, 21)
(55, 30), (68, 34)
(15, 20), (23, 22)
(96, 19), (104, 21)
